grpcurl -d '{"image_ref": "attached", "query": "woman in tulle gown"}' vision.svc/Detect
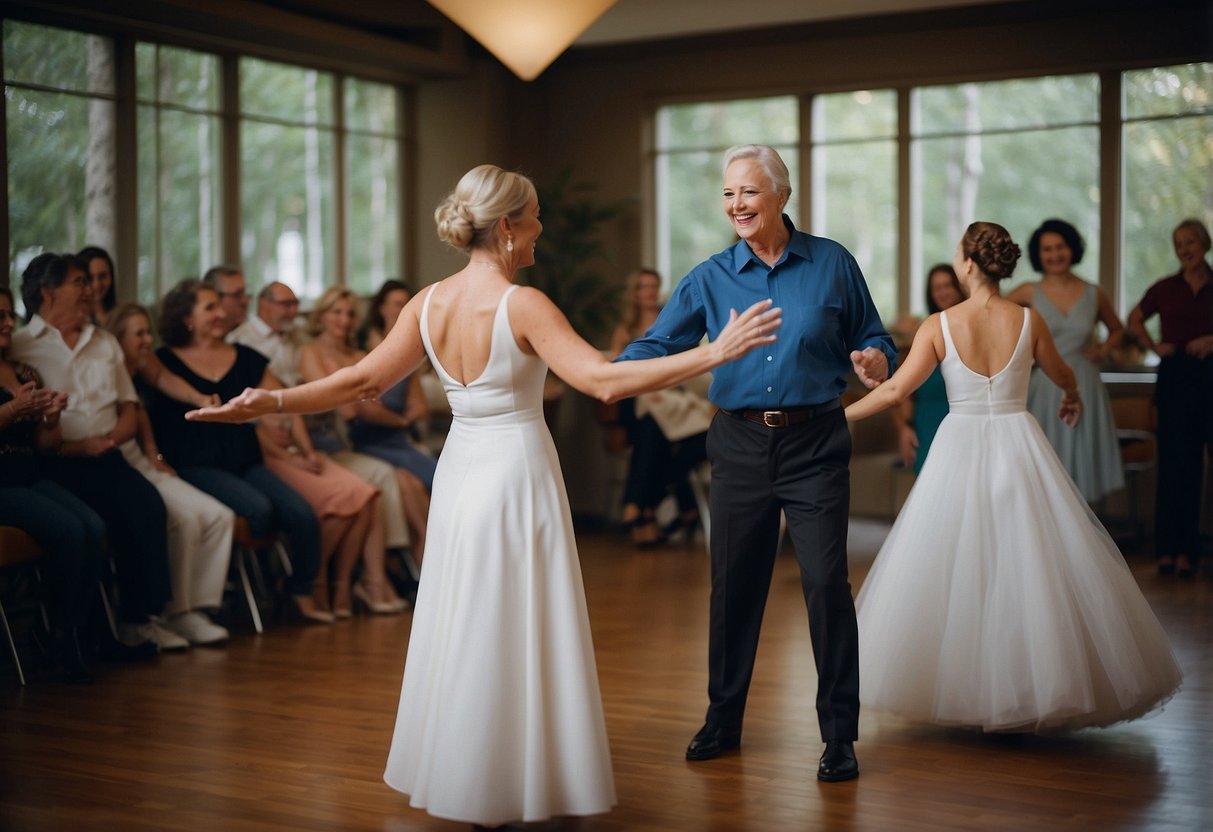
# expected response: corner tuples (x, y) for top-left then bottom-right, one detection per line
(186, 164), (781, 826)
(846, 221), (1181, 733)
(1007, 218), (1124, 503)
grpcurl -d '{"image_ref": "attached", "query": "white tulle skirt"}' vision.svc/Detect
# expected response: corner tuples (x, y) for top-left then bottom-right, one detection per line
(856, 411), (1182, 732)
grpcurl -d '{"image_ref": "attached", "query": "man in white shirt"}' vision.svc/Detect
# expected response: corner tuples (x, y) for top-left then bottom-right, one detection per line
(12, 252), (186, 652)
(227, 281), (304, 387)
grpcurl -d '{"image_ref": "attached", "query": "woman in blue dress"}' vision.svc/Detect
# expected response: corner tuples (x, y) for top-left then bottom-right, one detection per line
(891, 264), (962, 474)
(1008, 219), (1124, 503)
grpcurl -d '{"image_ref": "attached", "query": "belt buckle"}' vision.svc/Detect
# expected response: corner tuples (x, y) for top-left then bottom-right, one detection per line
(762, 410), (787, 428)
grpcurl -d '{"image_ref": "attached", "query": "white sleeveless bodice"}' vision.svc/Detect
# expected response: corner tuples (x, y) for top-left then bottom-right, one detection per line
(939, 307), (1032, 418)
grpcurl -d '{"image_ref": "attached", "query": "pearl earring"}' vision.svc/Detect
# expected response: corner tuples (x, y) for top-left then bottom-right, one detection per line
(507, 234), (514, 253)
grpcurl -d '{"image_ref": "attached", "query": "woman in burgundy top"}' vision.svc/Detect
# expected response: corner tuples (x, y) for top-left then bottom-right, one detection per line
(1127, 218), (1213, 577)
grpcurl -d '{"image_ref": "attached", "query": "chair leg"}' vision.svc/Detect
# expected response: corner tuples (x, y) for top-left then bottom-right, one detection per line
(0, 597), (26, 686)
(97, 581), (119, 640)
(235, 548), (264, 634)
(273, 542), (293, 578)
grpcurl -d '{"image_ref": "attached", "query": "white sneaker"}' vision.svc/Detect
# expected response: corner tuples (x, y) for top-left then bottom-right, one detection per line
(119, 620), (190, 651)
(166, 611), (230, 645)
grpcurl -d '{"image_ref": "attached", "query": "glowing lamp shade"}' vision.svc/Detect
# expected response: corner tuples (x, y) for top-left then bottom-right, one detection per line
(427, 0), (617, 81)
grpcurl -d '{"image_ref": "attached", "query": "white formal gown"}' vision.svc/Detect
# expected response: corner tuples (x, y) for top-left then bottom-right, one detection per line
(856, 308), (1182, 732)
(383, 285), (616, 824)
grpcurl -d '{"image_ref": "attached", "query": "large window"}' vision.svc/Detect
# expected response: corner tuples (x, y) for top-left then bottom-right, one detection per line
(136, 43), (222, 300)
(654, 96), (798, 288)
(1121, 63), (1213, 320)
(343, 78), (402, 296)
(812, 90), (897, 316)
(912, 74), (1101, 313)
(3, 21), (408, 307)
(4, 21), (115, 298)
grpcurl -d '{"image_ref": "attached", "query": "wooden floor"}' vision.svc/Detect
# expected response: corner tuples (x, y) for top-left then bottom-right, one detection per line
(1, 520), (1210, 831)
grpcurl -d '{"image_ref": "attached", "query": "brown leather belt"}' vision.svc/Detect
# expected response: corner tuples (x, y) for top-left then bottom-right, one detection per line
(727, 399), (842, 428)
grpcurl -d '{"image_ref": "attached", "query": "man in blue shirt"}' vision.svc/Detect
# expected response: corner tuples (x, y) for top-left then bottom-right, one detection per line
(618, 145), (895, 782)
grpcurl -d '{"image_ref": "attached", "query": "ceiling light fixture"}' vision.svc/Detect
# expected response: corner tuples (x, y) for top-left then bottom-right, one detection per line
(427, 0), (617, 81)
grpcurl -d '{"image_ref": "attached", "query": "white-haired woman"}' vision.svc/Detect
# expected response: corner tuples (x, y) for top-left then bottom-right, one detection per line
(188, 162), (780, 827)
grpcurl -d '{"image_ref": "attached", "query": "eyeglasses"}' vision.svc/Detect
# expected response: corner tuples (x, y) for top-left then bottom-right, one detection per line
(217, 289), (248, 299)
(266, 297), (299, 308)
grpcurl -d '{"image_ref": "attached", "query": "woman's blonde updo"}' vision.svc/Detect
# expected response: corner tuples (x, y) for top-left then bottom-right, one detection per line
(434, 164), (537, 253)
(962, 221), (1021, 282)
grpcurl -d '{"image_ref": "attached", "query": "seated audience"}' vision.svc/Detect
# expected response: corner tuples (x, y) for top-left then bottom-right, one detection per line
(149, 278), (330, 623)
(608, 268), (706, 546)
(302, 284), (431, 563)
(0, 285), (99, 681)
(347, 279), (438, 490)
(77, 245), (117, 325)
(202, 265), (250, 337)
(106, 304), (236, 644)
(11, 253), (181, 651)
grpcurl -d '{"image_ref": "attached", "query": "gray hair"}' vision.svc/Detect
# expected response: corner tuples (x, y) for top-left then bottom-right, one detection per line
(722, 144), (792, 200)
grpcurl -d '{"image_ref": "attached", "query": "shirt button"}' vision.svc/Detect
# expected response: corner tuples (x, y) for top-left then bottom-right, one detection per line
(767, 386), (773, 392)
(766, 355), (773, 361)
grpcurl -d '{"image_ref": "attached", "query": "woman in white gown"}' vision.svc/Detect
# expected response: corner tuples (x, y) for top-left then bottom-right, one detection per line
(187, 164), (781, 826)
(845, 221), (1181, 733)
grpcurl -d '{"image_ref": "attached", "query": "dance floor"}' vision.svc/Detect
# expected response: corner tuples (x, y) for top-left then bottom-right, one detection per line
(1, 519), (1209, 831)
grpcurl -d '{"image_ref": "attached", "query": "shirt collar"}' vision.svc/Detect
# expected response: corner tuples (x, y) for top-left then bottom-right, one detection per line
(27, 314), (94, 349)
(730, 214), (812, 273)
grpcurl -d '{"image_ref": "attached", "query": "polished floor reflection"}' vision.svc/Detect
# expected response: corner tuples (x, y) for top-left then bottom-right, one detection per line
(2, 520), (1209, 831)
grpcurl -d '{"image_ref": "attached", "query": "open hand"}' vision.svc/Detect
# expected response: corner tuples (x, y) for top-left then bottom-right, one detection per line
(850, 348), (889, 390)
(186, 387), (276, 423)
(1186, 334), (1213, 359)
(715, 299), (781, 363)
(897, 425), (918, 468)
(1058, 392), (1082, 428)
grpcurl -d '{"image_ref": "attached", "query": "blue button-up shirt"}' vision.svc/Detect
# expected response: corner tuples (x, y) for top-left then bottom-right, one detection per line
(617, 216), (896, 410)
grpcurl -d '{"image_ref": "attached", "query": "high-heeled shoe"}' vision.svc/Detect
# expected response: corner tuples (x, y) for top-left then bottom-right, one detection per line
(353, 581), (405, 614)
(291, 594), (335, 624)
(331, 581), (353, 619)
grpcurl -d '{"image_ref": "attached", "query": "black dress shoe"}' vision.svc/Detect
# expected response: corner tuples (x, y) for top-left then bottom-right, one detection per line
(685, 723), (741, 761)
(817, 740), (859, 782)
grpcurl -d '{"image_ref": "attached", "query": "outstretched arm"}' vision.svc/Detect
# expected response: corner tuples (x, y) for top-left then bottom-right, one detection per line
(513, 287), (780, 403)
(188, 290), (431, 423)
(845, 315), (944, 423)
(1029, 308), (1082, 427)
(139, 352), (219, 408)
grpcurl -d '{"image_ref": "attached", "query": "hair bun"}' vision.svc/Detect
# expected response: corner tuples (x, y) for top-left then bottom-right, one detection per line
(964, 222), (1022, 282)
(434, 197), (475, 250)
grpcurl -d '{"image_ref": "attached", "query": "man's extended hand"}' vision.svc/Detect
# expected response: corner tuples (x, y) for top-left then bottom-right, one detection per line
(850, 348), (889, 390)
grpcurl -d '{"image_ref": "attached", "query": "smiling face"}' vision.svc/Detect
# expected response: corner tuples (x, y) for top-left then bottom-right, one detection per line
(928, 268), (962, 311)
(378, 288), (409, 334)
(117, 311), (154, 363)
(0, 292), (15, 352)
(1173, 225), (1210, 271)
(723, 159), (786, 248)
(1037, 231), (1073, 276)
(186, 287), (227, 343)
(634, 271), (661, 312)
(321, 295), (358, 343)
(87, 256), (113, 307)
(259, 283), (299, 334)
(214, 273), (249, 330)
(42, 262), (92, 328)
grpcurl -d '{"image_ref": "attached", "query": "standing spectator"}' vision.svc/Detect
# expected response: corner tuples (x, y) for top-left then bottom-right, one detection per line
(889, 264), (962, 474)
(1127, 218), (1213, 577)
(1008, 219), (1125, 502)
